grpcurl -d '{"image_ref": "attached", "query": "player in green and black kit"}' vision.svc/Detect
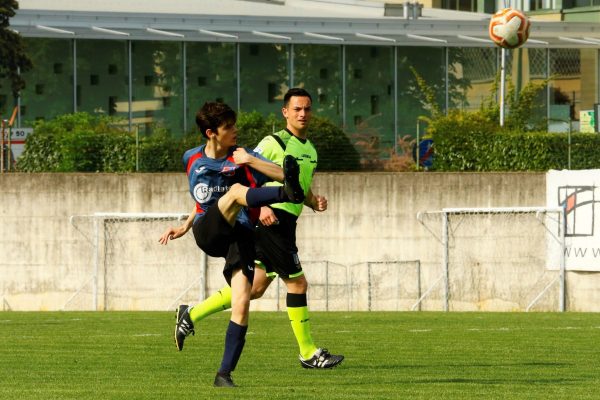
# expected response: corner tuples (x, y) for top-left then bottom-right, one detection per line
(175, 88), (344, 369)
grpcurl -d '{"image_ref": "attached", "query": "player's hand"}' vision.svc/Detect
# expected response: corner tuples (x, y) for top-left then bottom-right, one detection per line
(259, 207), (279, 226)
(233, 147), (251, 165)
(312, 195), (328, 212)
(158, 226), (187, 245)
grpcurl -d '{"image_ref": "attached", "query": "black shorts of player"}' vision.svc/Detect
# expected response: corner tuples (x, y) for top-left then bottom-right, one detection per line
(255, 207), (302, 279)
(192, 205), (255, 286)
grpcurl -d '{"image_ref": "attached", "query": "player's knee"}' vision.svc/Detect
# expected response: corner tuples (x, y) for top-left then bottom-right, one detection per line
(251, 283), (269, 299)
(286, 275), (308, 294)
(229, 183), (246, 199)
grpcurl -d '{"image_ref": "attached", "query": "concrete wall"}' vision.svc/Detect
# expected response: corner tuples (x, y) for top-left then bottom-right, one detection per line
(1, 172), (599, 312)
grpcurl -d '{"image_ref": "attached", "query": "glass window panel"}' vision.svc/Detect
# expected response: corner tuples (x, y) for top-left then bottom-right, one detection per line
(292, 44), (342, 126)
(20, 38), (73, 123)
(186, 42), (236, 133)
(507, 48), (548, 127)
(579, 49), (597, 121)
(549, 48), (581, 123)
(239, 43), (289, 116)
(0, 76), (14, 120)
(573, 0), (592, 7)
(397, 47), (445, 138)
(76, 40), (128, 121)
(131, 41), (184, 135)
(448, 47), (497, 112)
(345, 45), (395, 156)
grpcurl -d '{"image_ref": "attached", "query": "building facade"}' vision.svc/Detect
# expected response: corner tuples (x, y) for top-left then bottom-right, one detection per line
(2, 0), (600, 152)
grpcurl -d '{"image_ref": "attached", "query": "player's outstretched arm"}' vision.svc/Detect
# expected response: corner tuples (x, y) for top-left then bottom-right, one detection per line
(158, 209), (196, 245)
(305, 189), (327, 212)
(233, 147), (284, 183)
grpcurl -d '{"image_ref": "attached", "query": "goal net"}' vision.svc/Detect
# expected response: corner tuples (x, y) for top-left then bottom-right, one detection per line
(417, 207), (565, 312)
(68, 213), (205, 311)
(68, 212), (424, 312)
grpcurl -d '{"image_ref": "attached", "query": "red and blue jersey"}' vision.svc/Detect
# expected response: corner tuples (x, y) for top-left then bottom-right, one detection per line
(183, 144), (271, 229)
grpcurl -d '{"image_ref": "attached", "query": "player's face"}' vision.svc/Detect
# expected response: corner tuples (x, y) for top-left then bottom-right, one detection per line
(283, 96), (312, 136)
(215, 121), (238, 147)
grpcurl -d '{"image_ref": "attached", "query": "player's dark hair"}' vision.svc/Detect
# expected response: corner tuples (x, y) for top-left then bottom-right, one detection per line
(283, 88), (312, 108)
(195, 102), (236, 139)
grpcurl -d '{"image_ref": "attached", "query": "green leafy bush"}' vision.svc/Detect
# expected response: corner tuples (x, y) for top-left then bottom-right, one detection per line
(17, 111), (360, 172)
(18, 113), (127, 172)
(236, 112), (361, 171)
(429, 112), (600, 171)
(411, 68), (600, 171)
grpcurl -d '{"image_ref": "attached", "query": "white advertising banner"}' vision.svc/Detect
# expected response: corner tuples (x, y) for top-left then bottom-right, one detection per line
(547, 169), (600, 271)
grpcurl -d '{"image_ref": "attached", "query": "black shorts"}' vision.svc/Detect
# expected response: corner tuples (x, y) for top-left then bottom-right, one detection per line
(192, 205), (255, 286)
(255, 207), (303, 279)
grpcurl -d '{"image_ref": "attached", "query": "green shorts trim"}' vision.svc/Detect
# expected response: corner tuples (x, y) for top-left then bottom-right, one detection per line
(255, 259), (304, 280)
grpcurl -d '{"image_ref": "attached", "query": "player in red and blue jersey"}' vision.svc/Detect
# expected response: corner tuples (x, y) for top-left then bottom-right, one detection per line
(159, 101), (304, 388)
(166, 89), (343, 370)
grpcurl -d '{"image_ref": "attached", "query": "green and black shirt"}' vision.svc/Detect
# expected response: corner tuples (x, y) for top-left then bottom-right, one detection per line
(254, 129), (318, 217)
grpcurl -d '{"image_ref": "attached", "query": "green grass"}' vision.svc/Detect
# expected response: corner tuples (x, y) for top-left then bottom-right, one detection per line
(1, 312), (600, 399)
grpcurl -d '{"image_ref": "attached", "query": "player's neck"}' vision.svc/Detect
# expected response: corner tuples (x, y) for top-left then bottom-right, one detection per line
(204, 141), (229, 159)
(287, 126), (307, 140)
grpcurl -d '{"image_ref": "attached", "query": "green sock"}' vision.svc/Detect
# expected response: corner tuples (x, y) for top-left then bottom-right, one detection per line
(189, 286), (232, 323)
(287, 293), (318, 360)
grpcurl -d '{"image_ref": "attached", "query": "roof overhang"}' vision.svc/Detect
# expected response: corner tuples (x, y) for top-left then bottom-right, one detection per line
(10, 7), (600, 48)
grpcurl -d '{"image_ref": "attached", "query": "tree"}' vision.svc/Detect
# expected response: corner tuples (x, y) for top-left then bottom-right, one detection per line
(0, 0), (32, 98)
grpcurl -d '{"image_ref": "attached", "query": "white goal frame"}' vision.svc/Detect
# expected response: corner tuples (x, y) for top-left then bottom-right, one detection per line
(417, 206), (566, 312)
(68, 212), (202, 311)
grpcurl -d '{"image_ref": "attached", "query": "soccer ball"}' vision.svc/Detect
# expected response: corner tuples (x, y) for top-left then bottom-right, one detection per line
(488, 8), (530, 49)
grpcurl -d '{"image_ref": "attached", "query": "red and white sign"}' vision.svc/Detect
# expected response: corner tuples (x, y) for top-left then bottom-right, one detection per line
(2, 127), (32, 160)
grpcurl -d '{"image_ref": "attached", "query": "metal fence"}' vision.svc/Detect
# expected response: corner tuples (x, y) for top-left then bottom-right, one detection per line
(68, 213), (422, 311)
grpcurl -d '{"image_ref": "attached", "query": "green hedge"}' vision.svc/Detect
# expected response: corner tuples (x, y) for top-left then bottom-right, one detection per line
(17, 111), (361, 172)
(17, 113), (193, 172)
(429, 112), (600, 171)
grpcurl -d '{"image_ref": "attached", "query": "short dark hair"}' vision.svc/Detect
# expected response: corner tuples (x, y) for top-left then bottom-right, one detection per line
(283, 88), (312, 108)
(195, 102), (236, 139)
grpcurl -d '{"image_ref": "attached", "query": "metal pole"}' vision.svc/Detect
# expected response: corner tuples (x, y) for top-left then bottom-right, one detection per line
(93, 217), (99, 311)
(276, 276), (281, 311)
(6, 125), (11, 172)
(73, 39), (77, 113)
(342, 45), (346, 128)
(568, 121), (571, 170)
(135, 125), (139, 172)
(416, 260), (422, 311)
(559, 208), (566, 312)
(393, 46), (398, 154)
(236, 43), (241, 112)
(500, 47), (506, 127)
(367, 262), (372, 311)
(347, 263), (352, 311)
(416, 120), (420, 171)
(199, 251), (207, 303)
(325, 261), (329, 311)
(442, 211), (449, 311)
(546, 48), (551, 128)
(445, 47), (449, 115)
(289, 43), (294, 88)
(182, 42), (187, 134)
(1, 120), (5, 173)
(128, 40), (133, 133)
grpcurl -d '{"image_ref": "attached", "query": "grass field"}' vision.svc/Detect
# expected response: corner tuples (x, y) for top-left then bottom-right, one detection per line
(2, 311), (600, 399)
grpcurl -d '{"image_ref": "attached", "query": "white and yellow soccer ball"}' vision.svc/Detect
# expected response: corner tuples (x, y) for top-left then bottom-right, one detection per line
(488, 8), (531, 49)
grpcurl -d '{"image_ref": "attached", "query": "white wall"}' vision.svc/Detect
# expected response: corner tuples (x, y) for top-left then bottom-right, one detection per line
(1, 172), (599, 311)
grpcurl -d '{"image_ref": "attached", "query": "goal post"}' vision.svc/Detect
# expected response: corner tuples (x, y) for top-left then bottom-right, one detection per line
(68, 212), (207, 311)
(417, 206), (566, 312)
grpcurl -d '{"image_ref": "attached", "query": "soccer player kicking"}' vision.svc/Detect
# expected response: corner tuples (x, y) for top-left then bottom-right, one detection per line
(167, 89), (344, 370)
(159, 101), (304, 388)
